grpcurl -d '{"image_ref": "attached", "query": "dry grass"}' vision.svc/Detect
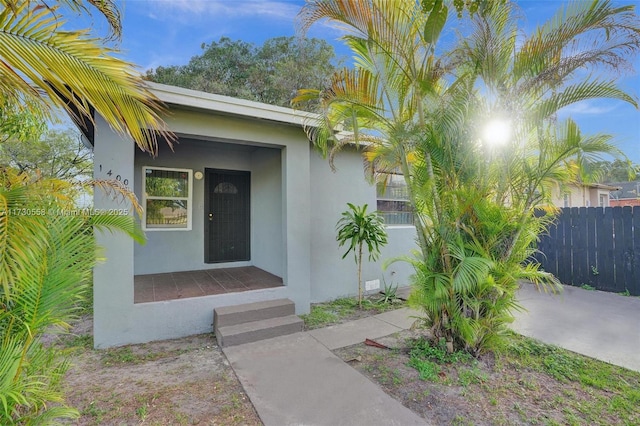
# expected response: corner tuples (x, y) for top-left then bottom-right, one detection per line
(57, 329), (261, 425)
(335, 331), (640, 425)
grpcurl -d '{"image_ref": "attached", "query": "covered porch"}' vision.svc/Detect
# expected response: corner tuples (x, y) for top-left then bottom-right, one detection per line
(134, 266), (283, 303)
(92, 83), (313, 348)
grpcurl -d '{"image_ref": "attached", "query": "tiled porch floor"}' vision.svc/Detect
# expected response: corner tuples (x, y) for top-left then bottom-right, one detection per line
(134, 266), (283, 303)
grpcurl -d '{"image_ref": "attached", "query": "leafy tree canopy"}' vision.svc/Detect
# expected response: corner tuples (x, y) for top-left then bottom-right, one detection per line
(593, 159), (640, 183)
(0, 128), (92, 181)
(145, 36), (340, 110)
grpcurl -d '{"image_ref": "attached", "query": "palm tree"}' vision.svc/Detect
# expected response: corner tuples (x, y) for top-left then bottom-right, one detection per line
(0, 171), (145, 423)
(296, 0), (640, 354)
(0, 0), (172, 153)
(0, 1), (172, 421)
(296, 0), (449, 261)
(336, 203), (387, 308)
(406, 1), (639, 353)
(458, 0), (639, 256)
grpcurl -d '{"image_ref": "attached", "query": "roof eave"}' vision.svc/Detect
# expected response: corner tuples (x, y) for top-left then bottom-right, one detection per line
(588, 183), (622, 191)
(148, 82), (319, 127)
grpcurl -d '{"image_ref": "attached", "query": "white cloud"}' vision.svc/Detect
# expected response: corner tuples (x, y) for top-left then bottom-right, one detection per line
(304, 19), (348, 39)
(559, 101), (617, 115)
(144, 0), (301, 22)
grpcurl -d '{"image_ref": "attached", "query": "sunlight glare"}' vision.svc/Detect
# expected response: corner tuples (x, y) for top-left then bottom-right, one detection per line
(482, 119), (511, 147)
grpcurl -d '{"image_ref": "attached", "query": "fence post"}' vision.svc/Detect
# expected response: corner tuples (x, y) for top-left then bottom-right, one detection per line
(586, 207), (599, 288)
(632, 206), (640, 296)
(572, 207), (588, 287)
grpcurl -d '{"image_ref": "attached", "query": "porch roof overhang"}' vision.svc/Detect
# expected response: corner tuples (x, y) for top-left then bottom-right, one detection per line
(570, 181), (621, 192)
(149, 82), (318, 128)
(150, 84), (374, 151)
(75, 82), (321, 147)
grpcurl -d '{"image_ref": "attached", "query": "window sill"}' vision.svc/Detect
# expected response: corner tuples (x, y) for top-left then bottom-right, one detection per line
(143, 227), (192, 232)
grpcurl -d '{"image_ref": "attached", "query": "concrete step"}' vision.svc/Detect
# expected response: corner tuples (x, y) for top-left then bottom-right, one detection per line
(214, 298), (295, 329)
(216, 315), (304, 347)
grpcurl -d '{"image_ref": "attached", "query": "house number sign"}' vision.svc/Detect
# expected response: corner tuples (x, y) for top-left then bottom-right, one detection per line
(98, 164), (130, 187)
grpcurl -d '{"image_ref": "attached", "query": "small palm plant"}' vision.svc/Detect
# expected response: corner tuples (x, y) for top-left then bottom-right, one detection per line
(336, 203), (388, 308)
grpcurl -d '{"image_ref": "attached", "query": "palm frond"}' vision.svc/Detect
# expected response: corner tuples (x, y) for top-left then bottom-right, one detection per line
(529, 80), (637, 124)
(515, 0), (640, 84)
(1, 0), (122, 39)
(0, 3), (173, 153)
(0, 186), (49, 301)
(86, 178), (143, 216)
(92, 212), (145, 244)
(0, 169), (147, 423)
(86, 0), (122, 39)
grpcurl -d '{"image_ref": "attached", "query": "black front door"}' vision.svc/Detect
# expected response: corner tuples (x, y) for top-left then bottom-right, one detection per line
(205, 169), (250, 263)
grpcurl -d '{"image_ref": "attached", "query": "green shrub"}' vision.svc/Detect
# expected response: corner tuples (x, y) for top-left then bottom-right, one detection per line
(0, 171), (144, 423)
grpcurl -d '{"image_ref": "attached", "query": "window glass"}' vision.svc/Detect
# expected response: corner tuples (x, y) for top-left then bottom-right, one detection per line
(599, 194), (607, 207)
(214, 182), (238, 194)
(376, 172), (414, 225)
(143, 167), (192, 230)
(145, 200), (189, 227)
(145, 169), (189, 198)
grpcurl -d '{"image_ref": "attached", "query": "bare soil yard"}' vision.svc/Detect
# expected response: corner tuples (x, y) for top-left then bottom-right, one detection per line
(55, 317), (260, 425)
(56, 297), (640, 425)
(334, 330), (640, 426)
(54, 296), (397, 426)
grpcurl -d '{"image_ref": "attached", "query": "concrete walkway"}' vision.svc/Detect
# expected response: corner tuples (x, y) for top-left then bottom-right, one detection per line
(512, 283), (640, 372)
(224, 286), (640, 425)
(223, 308), (429, 426)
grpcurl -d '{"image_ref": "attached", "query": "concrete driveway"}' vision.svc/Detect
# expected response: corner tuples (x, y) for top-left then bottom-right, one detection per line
(513, 283), (640, 372)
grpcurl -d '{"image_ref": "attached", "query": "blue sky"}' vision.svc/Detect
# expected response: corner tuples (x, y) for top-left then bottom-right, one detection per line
(79, 0), (639, 162)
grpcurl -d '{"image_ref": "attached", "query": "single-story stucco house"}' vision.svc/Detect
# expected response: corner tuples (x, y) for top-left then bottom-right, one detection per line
(550, 182), (620, 208)
(89, 82), (417, 348)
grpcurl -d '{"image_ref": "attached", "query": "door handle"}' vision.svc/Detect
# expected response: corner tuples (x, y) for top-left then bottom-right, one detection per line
(208, 213), (213, 221)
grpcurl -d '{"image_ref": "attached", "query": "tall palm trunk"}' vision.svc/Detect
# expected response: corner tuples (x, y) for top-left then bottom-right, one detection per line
(357, 241), (363, 308)
(398, 151), (429, 262)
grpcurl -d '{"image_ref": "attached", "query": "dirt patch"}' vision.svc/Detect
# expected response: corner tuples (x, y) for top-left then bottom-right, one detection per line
(334, 331), (640, 426)
(54, 304), (639, 425)
(55, 317), (261, 425)
(335, 331), (483, 425)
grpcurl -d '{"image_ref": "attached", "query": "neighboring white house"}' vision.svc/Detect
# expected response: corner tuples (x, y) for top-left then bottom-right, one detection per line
(549, 182), (619, 208)
(90, 83), (416, 348)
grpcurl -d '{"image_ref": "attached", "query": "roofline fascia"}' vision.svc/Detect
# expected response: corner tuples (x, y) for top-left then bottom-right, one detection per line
(148, 82), (319, 127)
(588, 183), (622, 191)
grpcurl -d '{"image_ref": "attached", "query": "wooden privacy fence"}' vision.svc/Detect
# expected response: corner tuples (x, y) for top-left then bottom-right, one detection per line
(534, 206), (640, 296)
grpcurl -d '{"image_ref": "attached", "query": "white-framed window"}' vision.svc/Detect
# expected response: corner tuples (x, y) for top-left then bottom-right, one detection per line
(376, 172), (414, 226)
(599, 193), (608, 207)
(142, 166), (192, 231)
(563, 194), (571, 208)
